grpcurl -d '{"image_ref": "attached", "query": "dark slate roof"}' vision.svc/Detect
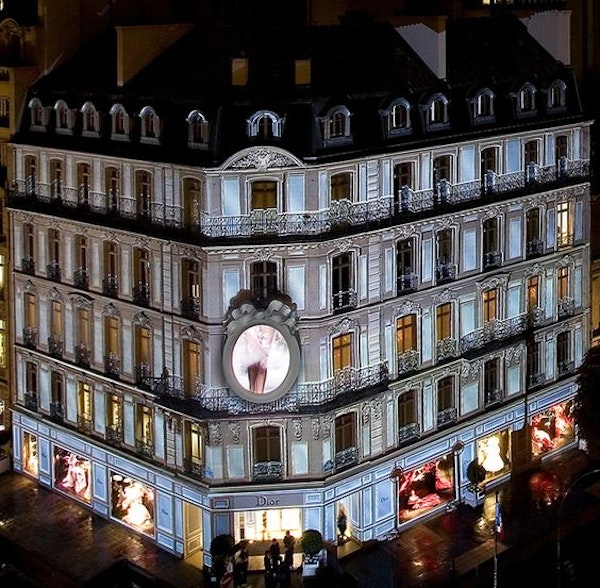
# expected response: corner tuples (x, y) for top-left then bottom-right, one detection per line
(14, 13), (585, 167)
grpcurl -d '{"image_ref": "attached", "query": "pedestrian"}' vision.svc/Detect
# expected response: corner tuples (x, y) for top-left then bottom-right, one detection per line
(283, 530), (295, 551)
(269, 537), (281, 561)
(264, 550), (278, 588)
(233, 544), (249, 587)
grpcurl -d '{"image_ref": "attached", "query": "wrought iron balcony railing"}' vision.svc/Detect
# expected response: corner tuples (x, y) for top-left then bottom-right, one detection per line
(46, 260), (61, 282)
(102, 275), (119, 298)
(135, 363), (153, 388)
(253, 460), (283, 482)
(104, 353), (121, 378)
(23, 327), (37, 348)
(49, 401), (64, 421)
(526, 238), (544, 258)
(332, 288), (357, 312)
(437, 407), (457, 428)
(460, 314), (528, 353)
(24, 392), (38, 412)
(483, 250), (502, 270)
(77, 415), (93, 434)
(105, 424), (122, 447)
(528, 306), (546, 328)
(334, 446), (359, 471)
(181, 296), (201, 320)
(134, 439), (154, 459)
(557, 360), (575, 376)
(398, 422), (420, 444)
(436, 337), (458, 362)
(528, 372), (545, 388)
(133, 283), (150, 307)
(484, 388), (503, 408)
(21, 257), (35, 275)
(397, 272), (418, 294)
(48, 336), (63, 358)
(557, 232), (574, 249)
(74, 267), (89, 290)
(397, 349), (419, 374)
(436, 262), (457, 284)
(74, 343), (91, 367)
(558, 297), (575, 319)
(183, 458), (206, 481)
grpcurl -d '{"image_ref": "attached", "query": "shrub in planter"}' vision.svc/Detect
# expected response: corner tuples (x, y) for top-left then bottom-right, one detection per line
(300, 529), (323, 556)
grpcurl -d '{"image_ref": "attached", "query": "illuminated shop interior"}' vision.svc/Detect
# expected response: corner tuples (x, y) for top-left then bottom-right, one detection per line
(53, 447), (91, 503)
(531, 400), (575, 457)
(22, 432), (38, 477)
(111, 473), (155, 536)
(235, 508), (302, 542)
(477, 430), (511, 483)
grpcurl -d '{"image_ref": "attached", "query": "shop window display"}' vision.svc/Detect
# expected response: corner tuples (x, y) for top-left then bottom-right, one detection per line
(398, 455), (454, 522)
(477, 430), (511, 483)
(53, 447), (91, 503)
(531, 400), (575, 457)
(110, 473), (155, 536)
(22, 431), (38, 476)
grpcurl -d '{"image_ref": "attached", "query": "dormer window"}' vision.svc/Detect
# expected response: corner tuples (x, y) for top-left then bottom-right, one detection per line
(110, 103), (130, 141)
(54, 100), (73, 134)
(187, 110), (208, 148)
(422, 94), (449, 131)
(381, 98), (411, 137)
(515, 82), (537, 117)
(319, 105), (352, 146)
(470, 88), (495, 124)
(139, 105), (160, 144)
(247, 110), (283, 140)
(81, 101), (99, 136)
(547, 79), (567, 113)
(29, 98), (46, 130)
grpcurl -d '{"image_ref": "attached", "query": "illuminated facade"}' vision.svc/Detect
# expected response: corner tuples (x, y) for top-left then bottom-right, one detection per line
(7, 10), (590, 569)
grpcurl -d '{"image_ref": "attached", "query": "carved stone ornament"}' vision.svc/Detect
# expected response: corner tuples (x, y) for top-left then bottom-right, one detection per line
(48, 287), (63, 302)
(323, 415), (333, 439)
(524, 262), (542, 277)
(103, 302), (120, 318)
(229, 421), (241, 444)
(477, 273), (509, 292)
(133, 311), (152, 329)
(328, 317), (358, 336)
(461, 360), (481, 383)
(371, 399), (382, 421)
(394, 299), (420, 317)
(311, 418), (320, 440)
(556, 254), (574, 269)
(504, 346), (522, 367)
(362, 403), (370, 424)
(293, 419), (302, 441)
(70, 293), (93, 309)
(23, 280), (36, 294)
(222, 146), (303, 171)
(181, 324), (204, 343)
(432, 288), (457, 305)
(208, 422), (222, 446)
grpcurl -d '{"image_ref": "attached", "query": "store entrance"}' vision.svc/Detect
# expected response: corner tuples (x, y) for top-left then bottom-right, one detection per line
(183, 502), (203, 569)
(235, 508), (302, 542)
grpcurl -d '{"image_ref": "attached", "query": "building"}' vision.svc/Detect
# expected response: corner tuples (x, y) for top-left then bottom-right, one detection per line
(6, 9), (591, 571)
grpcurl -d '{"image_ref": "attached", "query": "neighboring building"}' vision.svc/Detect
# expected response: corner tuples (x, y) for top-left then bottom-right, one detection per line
(6, 10), (590, 571)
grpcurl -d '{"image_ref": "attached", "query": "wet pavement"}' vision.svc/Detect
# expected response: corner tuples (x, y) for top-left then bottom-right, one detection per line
(0, 447), (598, 588)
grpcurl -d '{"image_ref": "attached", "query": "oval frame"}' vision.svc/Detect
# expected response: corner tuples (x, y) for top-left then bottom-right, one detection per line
(222, 318), (301, 403)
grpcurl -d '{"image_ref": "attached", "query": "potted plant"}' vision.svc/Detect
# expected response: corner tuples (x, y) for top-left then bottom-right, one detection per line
(300, 529), (323, 577)
(465, 459), (486, 506)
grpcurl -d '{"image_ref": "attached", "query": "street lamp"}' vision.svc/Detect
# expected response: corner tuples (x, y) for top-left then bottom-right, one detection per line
(389, 466), (403, 537)
(556, 468), (600, 588)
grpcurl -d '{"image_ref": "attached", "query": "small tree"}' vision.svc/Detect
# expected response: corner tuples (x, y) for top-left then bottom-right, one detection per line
(574, 344), (600, 461)
(301, 529), (323, 555)
(210, 534), (235, 582)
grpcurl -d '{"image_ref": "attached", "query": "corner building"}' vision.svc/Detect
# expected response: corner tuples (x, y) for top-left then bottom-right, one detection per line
(7, 13), (591, 568)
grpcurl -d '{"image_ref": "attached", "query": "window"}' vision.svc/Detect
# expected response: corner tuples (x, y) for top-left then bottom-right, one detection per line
(183, 339), (202, 398)
(396, 239), (416, 293)
(526, 208), (542, 257)
(24, 292), (37, 335)
(22, 222), (35, 272)
(49, 300), (63, 354)
(78, 382), (93, 426)
(251, 261), (277, 301)
(394, 162), (414, 213)
(54, 100), (71, 133)
(104, 316), (120, 377)
(50, 371), (63, 412)
(0, 319), (6, 369)
(397, 314), (417, 353)
(81, 102), (99, 135)
(110, 104), (129, 139)
(527, 276), (539, 312)
(527, 341), (542, 386)
(107, 394), (121, 432)
(483, 289), (498, 323)
(437, 376), (454, 413)
(436, 303), (452, 341)
(25, 362), (38, 409)
(517, 83), (536, 115)
(524, 140), (538, 166)
(182, 258), (201, 319)
(330, 172), (351, 202)
(330, 111), (347, 137)
(426, 95), (449, 127)
(251, 181), (277, 210)
(187, 110), (208, 147)
(480, 147), (498, 193)
(47, 228), (61, 281)
(0, 95), (9, 126)
(548, 80), (566, 111)
(556, 135), (569, 178)
(182, 177), (202, 228)
(140, 106), (160, 142)
(77, 162), (90, 206)
(133, 248), (151, 306)
(398, 390), (417, 428)
(185, 422), (204, 469)
(383, 99), (411, 135)
(254, 426), (281, 462)
(24, 155), (37, 195)
(105, 167), (120, 211)
(436, 229), (455, 282)
(433, 155), (452, 185)
(335, 413), (356, 453)
(557, 266), (569, 300)
(103, 242), (119, 297)
(474, 89), (494, 119)
(135, 405), (153, 449)
(29, 98), (44, 128)
(74, 235), (89, 289)
(320, 106), (351, 143)
(247, 111), (283, 139)
(135, 325), (151, 383)
(556, 331), (571, 373)
(75, 307), (91, 366)
(484, 358), (500, 404)
(556, 202), (571, 248)
(135, 170), (152, 218)
(483, 218), (500, 269)
(332, 253), (354, 311)
(49, 159), (62, 200)
(332, 333), (353, 373)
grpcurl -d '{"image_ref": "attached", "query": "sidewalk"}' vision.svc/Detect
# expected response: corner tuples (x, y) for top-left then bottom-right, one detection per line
(0, 446), (597, 588)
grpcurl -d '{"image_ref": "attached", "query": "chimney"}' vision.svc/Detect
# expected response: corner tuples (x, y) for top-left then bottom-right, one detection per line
(521, 11), (571, 65)
(231, 57), (249, 86)
(295, 58), (311, 86)
(395, 16), (448, 80)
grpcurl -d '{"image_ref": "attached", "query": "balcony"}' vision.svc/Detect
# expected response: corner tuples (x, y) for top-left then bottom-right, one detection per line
(104, 353), (121, 378)
(437, 407), (457, 428)
(557, 360), (575, 376)
(24, 392), (38, 412)
(133, 283), (150, 307)
(135, 439), (154, 459)
(557, 232), (574, 249)
(74, 268), (89, 290)
(7, 159), (589, 243)
(484, 388), (503, 408)
(332, 288), (357, 313)
(526, 238), (544, 258)
(135, 363), (153, 388)
(397, 349), (419, 374)
(48, 336), (63, 358)
(23, 327), (37, 349)
(252, 460), (283, 483)
(397, 272), (418, 295)
(558, 297), (575, 319)
(103, 275), (119, 298)
(74, 343), (91, 367)
(528, 306), (546, 328)
(398, 422), (420, 444)
(21, 257), (35, 275)
(436, 261), (456, 284)
(334, 446), (359, 471)
(181, 296), (201, 321)
(77, 415), (93, 434)
(528, 372), (545, 388)
(483, 250), (502, 270)
(183, 458), (206, 481)
(436, 337), (458, 362)
(461, 314), (528, 354)
(105, 424), (122, 447)
(46, 260), (61, 282)
(49, 401), (64, 421)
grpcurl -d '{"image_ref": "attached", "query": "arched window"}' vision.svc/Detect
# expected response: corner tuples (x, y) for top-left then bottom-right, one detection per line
(186, 110), (208, 147)
(28, 98), (45, 129)
(54, 100), (72, 133)
(471, 88), (495, 124)
(381, 98), (411, 137)
(422, 93), (449, 130)
(109, 103), (129, 140)
(515, 83), (537, 117)
(139, 105), (160, 143)
(319, 105), (351, 145)
(548, 79), (567, 112)
(247, 110), (283, 139)
(81, 101), (99, 135)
